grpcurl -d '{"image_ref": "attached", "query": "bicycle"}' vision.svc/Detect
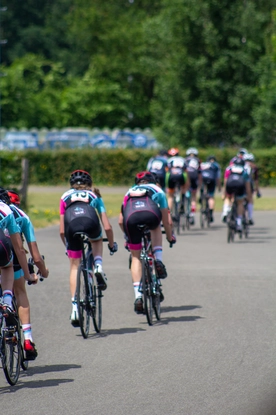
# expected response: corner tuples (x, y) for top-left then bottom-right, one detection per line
(183, 190), (192, 229)
(226, 196), (244, 243)
(74, 234), (111, 338)
(242, 199), (249, 239)
(199, 186), (211, 228)
(0, 293), (21, 386)
(171, 184), (185, 234)
(137, 225), (170, 326)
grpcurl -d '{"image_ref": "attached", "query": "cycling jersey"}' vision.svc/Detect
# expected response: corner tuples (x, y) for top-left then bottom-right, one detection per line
(184, 156), (201, 190)
(166, 156), (187, 189)
(200, 161), (221, 196)
(0, 202), (19, 267)
(122, 184), (166, 250)
(146, 156), (168, 189)
(60, 189), (106, 258)
(225, 165), (250, 198)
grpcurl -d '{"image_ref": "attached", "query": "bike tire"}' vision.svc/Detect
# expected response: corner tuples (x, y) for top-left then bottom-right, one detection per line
(152, 267), (161, 321)
(200, 210), (204, 229)
(91, 280), (102, 333)
(2, 316), (21, 385)
(76, 264), (90, 339)
(142, 258), (153, 326)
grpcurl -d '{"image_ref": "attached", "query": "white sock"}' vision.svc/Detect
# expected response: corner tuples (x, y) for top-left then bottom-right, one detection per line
(133, 282), (141, 299)
(247, 203), (253, 219)
(3, 290), (13, 308)
(153, 246), (163, 262)
(22, 324), (33, 342)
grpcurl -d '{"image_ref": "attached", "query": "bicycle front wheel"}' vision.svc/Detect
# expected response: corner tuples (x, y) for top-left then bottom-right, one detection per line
(142, 259), (153, 326)
(76, 264), (90, 339)
(91, 279), (102, 333)
(2, 317), (21, 385)
(152, 270), (161, 321)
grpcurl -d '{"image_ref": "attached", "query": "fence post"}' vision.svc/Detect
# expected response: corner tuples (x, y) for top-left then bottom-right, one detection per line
(20, 158), (29, 210)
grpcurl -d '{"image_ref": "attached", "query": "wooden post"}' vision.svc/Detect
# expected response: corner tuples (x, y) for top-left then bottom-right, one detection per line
(20, 158), (29, 210)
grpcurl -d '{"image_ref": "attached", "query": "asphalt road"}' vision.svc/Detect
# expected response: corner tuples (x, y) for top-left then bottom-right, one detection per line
(1, 211), (276, 415)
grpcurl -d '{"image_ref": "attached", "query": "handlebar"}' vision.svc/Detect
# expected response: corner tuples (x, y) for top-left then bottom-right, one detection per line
(27, 255), (46, 285)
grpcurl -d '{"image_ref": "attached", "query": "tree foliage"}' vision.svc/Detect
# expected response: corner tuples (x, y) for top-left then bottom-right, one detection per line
(1, 0), (275, 147)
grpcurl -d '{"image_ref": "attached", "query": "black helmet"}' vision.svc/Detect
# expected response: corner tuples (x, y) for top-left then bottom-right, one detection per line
(0, 187), (11, 205)
(233, 158), (245, 167)
(135, 171), (157, 185)
(207, 155), (216, 162)
(69, 170), (92, 187)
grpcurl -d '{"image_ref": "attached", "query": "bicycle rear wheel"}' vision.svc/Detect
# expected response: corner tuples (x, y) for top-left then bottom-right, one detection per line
(152, 270), (161, 321)
(142, 258), (153, 326)
(91, 279), (102, 333)
(76, 264), (90, 339)
(2, 317), (21, 385)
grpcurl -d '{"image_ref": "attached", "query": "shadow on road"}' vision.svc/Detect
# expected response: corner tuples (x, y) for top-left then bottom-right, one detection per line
(75, 327), (146, 339)
(161, 305), (202, 313)
(0, 377), (74, 393)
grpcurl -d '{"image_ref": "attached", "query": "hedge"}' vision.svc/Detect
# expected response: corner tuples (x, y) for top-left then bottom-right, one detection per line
(0, 147), (276, 188)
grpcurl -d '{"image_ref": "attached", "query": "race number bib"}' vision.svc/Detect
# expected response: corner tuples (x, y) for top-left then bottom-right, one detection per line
(70, 191), (89, 203)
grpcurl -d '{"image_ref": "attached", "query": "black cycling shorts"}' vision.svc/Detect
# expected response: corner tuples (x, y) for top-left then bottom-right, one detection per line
(226, 176), (245, 197)
(167, 173), (185, 190)
(187, 170), (199, 190)
(64, 202), (102, 252)
(123, 196), (162, 250)
(203, 177), (216, 195)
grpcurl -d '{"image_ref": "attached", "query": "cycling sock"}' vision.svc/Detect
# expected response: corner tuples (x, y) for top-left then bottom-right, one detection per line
(236, 216), (242, 226)
(22, 324), (33, 342)
(133, 282), (140, 299)
(3, 290), (13, 308)
(153, 246), (163, 262)
(247, 203), (253, 219)
(94, 256), (103, 267)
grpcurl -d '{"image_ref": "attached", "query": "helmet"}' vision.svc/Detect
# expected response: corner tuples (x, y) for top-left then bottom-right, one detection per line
(243, 153), (255, 162)
(207, 155), (216, 162)
(7, 190), (21, 205)
(69, 170), (92, 186)
(186, 147), (198, 156)
(135, 171), (157, 185)
(233, 158), (245, 167)
(237, 148), (248, 156)
(168, 148), (179, 157)
(159, 149), (168, 157)
(0, 187), (11, 205)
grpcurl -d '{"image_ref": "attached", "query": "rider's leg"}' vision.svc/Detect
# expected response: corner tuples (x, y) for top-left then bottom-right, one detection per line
(236, 199), (245, 230)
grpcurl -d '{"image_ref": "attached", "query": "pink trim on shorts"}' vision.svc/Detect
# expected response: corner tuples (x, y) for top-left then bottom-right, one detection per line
(67, 250), (82, 259)
(128, 242), (142, 251)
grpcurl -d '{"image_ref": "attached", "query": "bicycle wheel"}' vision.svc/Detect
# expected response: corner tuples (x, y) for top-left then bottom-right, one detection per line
(142, 258), (153, 326)
(91, 278), (102, 333)
(76, 264), (90, 339)
(152, 266), (161, 321)
(12, 298), (28, 371)
(2, 316), (21, 385)
(200, 209), (204, 229)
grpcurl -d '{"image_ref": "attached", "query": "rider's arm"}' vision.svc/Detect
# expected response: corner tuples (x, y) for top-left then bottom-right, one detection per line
(28, 241), (49, 278)
(59, 214), (66, 246)
(99, 211), (114, 247)
(161, 208), (172, 241)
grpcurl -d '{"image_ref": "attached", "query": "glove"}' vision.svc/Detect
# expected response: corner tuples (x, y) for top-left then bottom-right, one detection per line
(257, 191), (261, 198)
(108, 242), (118, 255)
(167, 234), (177, 246)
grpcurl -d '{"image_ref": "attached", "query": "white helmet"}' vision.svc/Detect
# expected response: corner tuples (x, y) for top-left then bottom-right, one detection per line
(186, 147), (198, 156)
(244, 153), (255, 162)
(237, 148), (248, 156)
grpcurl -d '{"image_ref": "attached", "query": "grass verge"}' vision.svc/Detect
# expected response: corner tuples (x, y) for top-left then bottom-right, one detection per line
(27, 189), (276, 229)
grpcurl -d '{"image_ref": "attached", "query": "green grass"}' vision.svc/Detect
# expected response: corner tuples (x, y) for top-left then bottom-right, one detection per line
(27, 189), (276, 229)
(28, 191), (123, 228)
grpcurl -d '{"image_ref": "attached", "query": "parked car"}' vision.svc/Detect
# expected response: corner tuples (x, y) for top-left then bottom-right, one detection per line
(44, 131), (90, 149)
(1, 131), (39, 150)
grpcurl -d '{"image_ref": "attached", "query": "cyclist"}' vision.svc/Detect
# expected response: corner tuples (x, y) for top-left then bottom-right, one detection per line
(222, 159), (251, 231)
(0, 188), (35, 327)
(59, 170), (118, 327)
(200, 156), (221, 222)
(184, 147), (202, 224)
(118, 171), (176, 314)
(146, 149), (168, 191)
(243, 153), (261, 225)
(229, 148), (248, 165)
(166, 148), (190, 215)
(6, 189), (48, 360)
